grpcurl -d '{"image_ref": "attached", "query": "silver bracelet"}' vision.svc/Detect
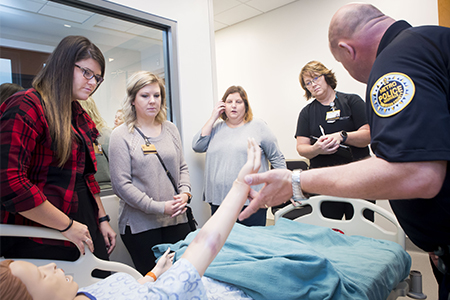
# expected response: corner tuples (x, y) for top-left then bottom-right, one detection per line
(292, 170), (308, 201)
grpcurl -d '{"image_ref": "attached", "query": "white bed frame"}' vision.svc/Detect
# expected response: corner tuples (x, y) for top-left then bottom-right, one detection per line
(274, 195), (411, 300)
(274, 195), (406, 248)
(0, 224), (141, 287)
(0, 196), (415, 298)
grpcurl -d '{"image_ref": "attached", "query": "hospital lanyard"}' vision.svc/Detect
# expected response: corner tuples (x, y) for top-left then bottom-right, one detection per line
(329, 94), (338, 111)
(134, 126), (152, 146)
(326, 95), (340, 123)
(134, 126), (179, 194)
(134, 125), (159, 155)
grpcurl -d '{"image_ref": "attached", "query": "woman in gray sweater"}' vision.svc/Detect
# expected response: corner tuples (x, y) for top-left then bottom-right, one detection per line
(109, 71), (191, 275)
(193, 85), (286, 226)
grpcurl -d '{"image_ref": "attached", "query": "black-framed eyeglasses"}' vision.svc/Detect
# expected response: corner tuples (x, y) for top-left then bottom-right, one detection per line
(305, 74), (323, 87)
(75, 64), (104, 85)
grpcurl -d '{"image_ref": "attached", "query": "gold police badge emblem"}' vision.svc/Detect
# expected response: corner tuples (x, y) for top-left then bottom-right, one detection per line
(370, 72), (415, 117)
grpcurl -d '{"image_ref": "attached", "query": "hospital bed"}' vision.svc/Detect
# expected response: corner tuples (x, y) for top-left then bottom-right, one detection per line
(0, 196), (416, 299)
(273, 195), (419, 300)
(149, 195), (412, 300)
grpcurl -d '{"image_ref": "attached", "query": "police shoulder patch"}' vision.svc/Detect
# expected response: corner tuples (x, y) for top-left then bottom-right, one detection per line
(370, 72), (415, 117)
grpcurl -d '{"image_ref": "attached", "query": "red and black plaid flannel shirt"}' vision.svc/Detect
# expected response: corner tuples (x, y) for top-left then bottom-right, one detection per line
(0, 88), (100, 246)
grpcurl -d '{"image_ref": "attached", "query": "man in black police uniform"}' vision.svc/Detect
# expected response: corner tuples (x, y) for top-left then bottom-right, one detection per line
(239, 3), (450, 299)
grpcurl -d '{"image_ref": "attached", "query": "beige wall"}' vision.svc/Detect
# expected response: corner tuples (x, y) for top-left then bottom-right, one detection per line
(214, 0), (439, 160)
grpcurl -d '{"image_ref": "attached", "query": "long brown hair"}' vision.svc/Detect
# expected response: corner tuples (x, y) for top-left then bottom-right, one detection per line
(33, 35), (105, 167)
(0, 260), (32, 300)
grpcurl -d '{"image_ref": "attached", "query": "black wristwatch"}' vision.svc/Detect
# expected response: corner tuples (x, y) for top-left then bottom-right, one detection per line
(98, 215), (110, 223)
(340, 130), (348, 143)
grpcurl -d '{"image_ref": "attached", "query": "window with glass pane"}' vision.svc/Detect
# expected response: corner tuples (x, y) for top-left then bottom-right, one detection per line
(0, 0), (178, 192)
(0, 0), (174, 126)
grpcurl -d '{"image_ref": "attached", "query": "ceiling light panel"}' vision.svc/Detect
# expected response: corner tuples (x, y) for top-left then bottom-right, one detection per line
(0, 0), (46, 13)
(38, 1), (93, 23)
(214, 3), (261, 25)
(96, 17), (139, 32)
(246, 0), (296, 13)
(213, 0), (241, 15)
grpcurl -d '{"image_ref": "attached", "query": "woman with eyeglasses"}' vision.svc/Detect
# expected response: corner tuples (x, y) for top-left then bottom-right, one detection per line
(0, 35), (116, 273)
(295, 60), (371, 220)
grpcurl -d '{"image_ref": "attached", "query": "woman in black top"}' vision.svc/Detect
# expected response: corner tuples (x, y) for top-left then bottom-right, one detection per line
(295, 60), (371, 220)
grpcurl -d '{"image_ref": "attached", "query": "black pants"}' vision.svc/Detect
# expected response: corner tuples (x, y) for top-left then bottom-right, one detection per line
(210, 204), (267, 226)
(430, 247), (450, 300)
(440, 271), (450, 300)
(121, 222), (191, 275)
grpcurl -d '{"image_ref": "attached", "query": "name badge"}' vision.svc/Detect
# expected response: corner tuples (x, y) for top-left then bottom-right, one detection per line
(326, 109), (340, 122)
(94, 143), (103, 155)
(142, 144), (157, 155)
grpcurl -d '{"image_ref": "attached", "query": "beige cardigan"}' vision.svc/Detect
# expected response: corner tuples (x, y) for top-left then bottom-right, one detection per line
(109, 121), (190, 234)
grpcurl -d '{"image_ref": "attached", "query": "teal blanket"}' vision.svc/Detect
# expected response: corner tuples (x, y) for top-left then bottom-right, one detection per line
(153, 218), (411, 300)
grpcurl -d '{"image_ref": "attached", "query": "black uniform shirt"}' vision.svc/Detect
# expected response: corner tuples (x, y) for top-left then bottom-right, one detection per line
(366, 20), (450, 251)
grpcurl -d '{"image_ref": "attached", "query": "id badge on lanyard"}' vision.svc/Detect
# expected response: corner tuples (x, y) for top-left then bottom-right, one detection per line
(135, 126), (158, 154)
(94, 142), (103, 155)
(141, 144), (157, 154)
(326, 100), (340, 123)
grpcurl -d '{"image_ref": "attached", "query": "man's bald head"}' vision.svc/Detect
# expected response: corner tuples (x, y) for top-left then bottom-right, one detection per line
(328, 3), (394, 83)
(329, 3), (384, 51)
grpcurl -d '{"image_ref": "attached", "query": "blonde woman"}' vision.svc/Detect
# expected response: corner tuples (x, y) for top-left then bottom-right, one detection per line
(113, 109), (124, 128)
(109, 71), (191, 275)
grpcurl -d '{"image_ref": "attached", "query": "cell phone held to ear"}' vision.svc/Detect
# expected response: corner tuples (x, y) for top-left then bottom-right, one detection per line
(309, 136), (353, 159)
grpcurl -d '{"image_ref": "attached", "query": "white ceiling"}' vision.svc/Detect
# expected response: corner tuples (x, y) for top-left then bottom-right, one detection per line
(0, 0), (163, 52)
(0, 0), (301, 48)
(213, 0), (298, 31)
